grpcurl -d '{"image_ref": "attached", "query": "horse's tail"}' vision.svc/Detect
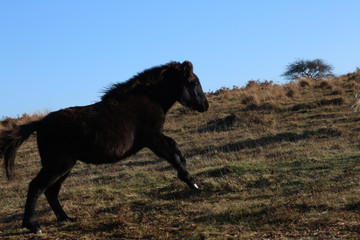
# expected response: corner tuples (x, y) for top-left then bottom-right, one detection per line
(0, 121), (40, 180)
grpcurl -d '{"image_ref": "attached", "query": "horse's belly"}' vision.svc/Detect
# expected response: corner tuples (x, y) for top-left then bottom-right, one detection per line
(76, 142), (139, 164)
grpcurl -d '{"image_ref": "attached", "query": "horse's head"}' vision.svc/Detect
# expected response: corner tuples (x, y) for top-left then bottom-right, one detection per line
(178, 61), (209, 112)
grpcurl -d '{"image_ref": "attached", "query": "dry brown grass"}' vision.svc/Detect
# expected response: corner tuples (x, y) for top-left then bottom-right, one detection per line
(2, 70), (360, 239)
(0, 113), (45, 130)
(299, 78), (312, 88)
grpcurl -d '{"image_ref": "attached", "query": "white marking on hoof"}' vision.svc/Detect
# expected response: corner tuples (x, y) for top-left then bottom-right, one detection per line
(194, 183), (199, 189)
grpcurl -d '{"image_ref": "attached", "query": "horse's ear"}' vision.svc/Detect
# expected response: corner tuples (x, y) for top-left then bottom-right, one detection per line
(181, 61), (193, 79)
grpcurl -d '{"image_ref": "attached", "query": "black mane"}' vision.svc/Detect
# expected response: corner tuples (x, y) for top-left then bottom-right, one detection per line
(101, 61), (181, 101)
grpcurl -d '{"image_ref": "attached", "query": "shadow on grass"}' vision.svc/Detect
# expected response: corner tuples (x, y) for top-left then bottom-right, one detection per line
(192, 203), (335, 228)
(188, 131), (307, 157)
(195, 114), (237, 133)
(344, 202), (360, 212)
(146, 183), (223, 202)
(2, 208), (51, 224)
(192, 206), (285, 228)
(290, 97), (344, 111)
(0, 229), (34, 239)
(188, 128), (341, 157)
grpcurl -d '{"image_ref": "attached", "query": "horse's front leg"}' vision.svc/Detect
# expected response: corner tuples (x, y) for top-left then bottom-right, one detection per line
(149, 133), (199, 190)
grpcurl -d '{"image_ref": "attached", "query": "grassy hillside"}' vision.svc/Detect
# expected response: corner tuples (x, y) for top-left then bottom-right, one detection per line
(2, 69), (360, 239)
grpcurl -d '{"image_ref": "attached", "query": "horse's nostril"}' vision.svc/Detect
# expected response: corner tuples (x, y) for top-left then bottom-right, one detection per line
(203, 101), (209, 111)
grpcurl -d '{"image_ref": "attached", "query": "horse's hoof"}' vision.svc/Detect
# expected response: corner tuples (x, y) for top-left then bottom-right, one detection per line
(189, 183), (201, 191)
(22, 222), (42, 234)
(28, 226), (42, 234)
(67, 217), (76, 222)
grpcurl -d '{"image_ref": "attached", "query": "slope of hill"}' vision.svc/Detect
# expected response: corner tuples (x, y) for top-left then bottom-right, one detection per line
(1, 69), (360, 239)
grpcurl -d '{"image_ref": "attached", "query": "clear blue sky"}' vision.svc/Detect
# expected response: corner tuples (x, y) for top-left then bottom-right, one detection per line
(1, 1), (359, 118)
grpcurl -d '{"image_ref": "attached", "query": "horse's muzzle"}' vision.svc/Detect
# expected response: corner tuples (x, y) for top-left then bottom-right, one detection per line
(197, 100), (209, 112)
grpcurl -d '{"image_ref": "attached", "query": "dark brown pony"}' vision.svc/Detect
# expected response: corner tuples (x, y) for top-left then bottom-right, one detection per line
(0, 61), (209, 233)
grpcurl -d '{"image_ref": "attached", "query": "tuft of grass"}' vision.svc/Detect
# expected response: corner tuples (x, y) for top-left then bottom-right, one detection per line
(299, 78), (311, 87)
(240, 94), (259, 105)
(317, 80), (334, 90)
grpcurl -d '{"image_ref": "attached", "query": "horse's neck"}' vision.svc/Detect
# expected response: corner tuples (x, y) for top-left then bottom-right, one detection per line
(141, 86), (177, 114)
(155, 94), (178, 114)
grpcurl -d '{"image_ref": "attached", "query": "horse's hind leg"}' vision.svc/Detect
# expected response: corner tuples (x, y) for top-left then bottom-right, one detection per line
(22, 164), (74, 233)
(45, 172), (75, 222)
